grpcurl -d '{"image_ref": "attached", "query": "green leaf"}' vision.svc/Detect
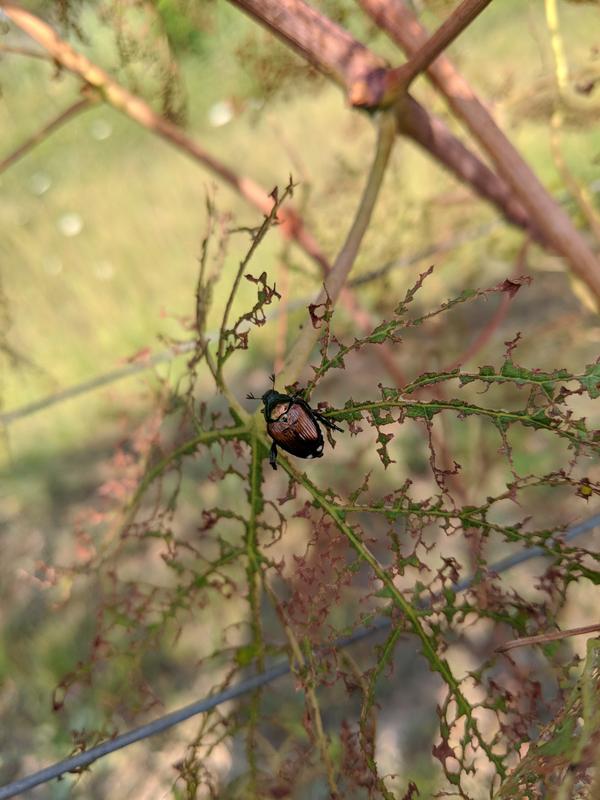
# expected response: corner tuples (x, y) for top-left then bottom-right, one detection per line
(405, 405), (438, 421)
(367, 320), (399, 343)
(579, 362), (600, 398)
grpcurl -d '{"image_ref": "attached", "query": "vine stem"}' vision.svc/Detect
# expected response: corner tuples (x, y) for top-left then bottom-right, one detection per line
(333, 502), (592, 566)
(216, 183), (294, 385)
(278, 111), (397, 389)
(121, 424), (248, 530)
(341, 648), (398, 799)
(329, 398), (593, 449)
(263, 580), (339, 797)
(244, 431), (266, 797)
(277, 455), (506, 776)
(279, 458), (465, 701)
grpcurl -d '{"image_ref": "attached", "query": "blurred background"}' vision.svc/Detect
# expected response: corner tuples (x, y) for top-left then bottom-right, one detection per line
(1, 0), (600, 797)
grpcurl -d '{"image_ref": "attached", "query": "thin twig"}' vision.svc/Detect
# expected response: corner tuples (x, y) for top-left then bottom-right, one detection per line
(263, 580), (339, 797)
(497, 623), (600, 653)
(444, 237), (530, 370)
(395, 0), (493, 90)
(341, 649), (397, 799)
(550, 113), (600, 248)
(278, 111), (397, 387)
(217, 184), (293, 384)
(0, 95), (95, 174)
(544, 0), (600, 114)
(0, 41), (52, 59)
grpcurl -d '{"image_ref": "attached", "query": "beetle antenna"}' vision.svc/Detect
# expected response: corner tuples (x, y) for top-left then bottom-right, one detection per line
(246, 393), (257, 400)
(270, 373), (276, 387)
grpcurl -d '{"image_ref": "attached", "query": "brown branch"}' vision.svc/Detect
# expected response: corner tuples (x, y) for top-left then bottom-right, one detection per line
(399, 95), (540, 239)
(279, 111), (397, 387)
(0, 94), (94, 174)
(233, 0), (385, 99)
(5, 2), (541, 251)
(359, 0), (600, 303)
(228, 0), (538, 237)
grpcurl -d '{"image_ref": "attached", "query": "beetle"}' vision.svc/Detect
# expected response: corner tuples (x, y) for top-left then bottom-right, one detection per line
(247, 378), (343, 470)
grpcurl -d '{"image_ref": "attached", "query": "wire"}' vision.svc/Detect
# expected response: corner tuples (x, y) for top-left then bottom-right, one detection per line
(0, 219), (522, 427)
(4, 175), (600, 428)
(1, 511), (598, 800)
(0, 342), (197, 426)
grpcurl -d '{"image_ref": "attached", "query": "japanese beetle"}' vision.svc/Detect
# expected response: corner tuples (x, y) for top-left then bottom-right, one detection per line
(247, 378), (343, 470)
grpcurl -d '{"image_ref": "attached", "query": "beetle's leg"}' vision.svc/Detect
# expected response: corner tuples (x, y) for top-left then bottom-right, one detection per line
(313, 411), (343, 433)
(269, 441), (278, 470)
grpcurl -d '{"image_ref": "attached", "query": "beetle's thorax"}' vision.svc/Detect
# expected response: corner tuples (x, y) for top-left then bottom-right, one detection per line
(261, 390), (292, 420)
(270, 402), (291, 421)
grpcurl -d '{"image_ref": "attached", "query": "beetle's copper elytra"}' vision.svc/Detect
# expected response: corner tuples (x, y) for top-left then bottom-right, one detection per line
(247, 379), (343, 470)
